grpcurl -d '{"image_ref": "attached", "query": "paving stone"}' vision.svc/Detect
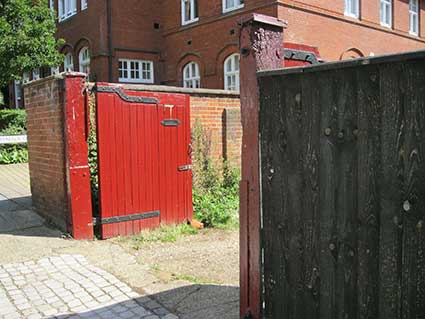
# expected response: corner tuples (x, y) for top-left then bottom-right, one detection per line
(0, 255), (178, 319)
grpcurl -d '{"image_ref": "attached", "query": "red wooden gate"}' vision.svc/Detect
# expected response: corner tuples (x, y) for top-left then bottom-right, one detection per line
(95, 83), (193, 239)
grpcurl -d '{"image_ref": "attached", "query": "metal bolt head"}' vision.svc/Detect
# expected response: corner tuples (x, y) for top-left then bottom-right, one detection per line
(324, 128), (332, 136)
(403, 200), (411, 212)
(353, 129), (359, 136)
(329, 243), (336, 251)
(337, 131), (344, 139)
(418, 220), (423, 230)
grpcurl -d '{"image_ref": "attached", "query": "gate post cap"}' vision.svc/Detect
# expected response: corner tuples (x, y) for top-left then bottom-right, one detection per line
(239, 13), (288, 29)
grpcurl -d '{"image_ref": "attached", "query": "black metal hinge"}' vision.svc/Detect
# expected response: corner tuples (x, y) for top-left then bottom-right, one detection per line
(284, 48), (319, 65)
(93, 85), (159, 104)
(93, 211), (160, 226)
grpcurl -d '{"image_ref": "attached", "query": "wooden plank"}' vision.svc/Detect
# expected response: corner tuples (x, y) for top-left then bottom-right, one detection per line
(379, 62), (404, 319)
(318, 69), (339, 319)
(278, 73), (305, 319)
(356, 65), (381, 319)
(399, 60), (425, 319)
(299, 72), (321, 319)
(333, 69), (358, 319)
(260, 74), (289, 318)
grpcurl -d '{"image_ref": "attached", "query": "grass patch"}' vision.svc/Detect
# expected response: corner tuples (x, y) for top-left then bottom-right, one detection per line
(115, 223), (199, 250)
(170, 273), (213, 285)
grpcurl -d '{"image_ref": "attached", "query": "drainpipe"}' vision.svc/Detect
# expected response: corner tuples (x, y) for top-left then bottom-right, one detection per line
(107, 0), (113, 82)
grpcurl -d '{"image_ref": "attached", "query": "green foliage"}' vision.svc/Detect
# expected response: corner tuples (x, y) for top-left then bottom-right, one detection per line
(0, 109), (26, 134)
(191, 120), (240, 228)
(0, 0), (64, 86)
(116, 223), (199, 249)
(87, 100), (99, 215)
(0, 109), (27, 164)
(0, 144), (28, 164)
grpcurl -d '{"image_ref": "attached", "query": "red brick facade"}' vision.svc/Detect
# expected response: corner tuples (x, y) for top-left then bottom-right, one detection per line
(50, 0), (425, 91)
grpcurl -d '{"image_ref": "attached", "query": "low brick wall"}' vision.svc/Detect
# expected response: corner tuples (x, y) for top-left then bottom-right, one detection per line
(24, 75), (68, 230)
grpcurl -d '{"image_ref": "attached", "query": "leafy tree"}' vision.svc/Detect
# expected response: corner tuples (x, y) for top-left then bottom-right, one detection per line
(0, 0), (64, 86)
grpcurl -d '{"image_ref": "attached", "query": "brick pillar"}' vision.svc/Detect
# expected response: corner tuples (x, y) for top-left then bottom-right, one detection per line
(239, 14), (286, 319)
(25, 73), (94, 240)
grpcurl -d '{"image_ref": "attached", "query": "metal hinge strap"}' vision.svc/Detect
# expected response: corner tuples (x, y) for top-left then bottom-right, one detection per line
(93, 210), (160, 226)
(93, 85), (159, 104)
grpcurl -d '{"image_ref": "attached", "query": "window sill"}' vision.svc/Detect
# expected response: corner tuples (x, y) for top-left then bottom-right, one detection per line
(380, 22), (392, 29)
(181, 18), (199, 26)
(409, 31), (419, 37)
(223, 4), (244, 14)
(344, 12), (359, 19)
(59, 12), (77, 23)
(118, 79), (154, 84)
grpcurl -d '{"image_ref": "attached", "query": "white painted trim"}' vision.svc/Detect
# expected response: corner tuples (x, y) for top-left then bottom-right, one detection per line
(118, 59), (154, 84)
(0, 135), (27, 145)
(222, 1), (244, 14)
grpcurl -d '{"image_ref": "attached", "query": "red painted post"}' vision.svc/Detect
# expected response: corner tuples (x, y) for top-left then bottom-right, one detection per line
(63, 73), (94, 240)
(239, 14), (286, 319)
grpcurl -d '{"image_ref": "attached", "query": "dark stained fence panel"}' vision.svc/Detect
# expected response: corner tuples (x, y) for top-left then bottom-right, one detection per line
(259, 55), (425, 319)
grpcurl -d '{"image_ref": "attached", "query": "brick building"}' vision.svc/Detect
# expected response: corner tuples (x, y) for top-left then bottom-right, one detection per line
(7, 0), (425, 107)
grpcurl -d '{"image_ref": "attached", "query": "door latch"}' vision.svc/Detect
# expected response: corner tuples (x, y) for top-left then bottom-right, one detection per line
(178, 165), (192, 172)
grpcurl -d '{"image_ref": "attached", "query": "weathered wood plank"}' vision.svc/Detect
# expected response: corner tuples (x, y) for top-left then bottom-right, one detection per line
(399, 60), (425, 319)
(356, 65), (381, 319)
(318, 70), (339, 319)
(379, 62), (405, 319)
(333, 69), (359, 319)
(299, 72), (321, 319)
(260, 75), (289, 318)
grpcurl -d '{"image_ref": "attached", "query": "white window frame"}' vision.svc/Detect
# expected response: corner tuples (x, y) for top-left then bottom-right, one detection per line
(183, 62), (200, 88)
(224, 54), (240, 92)
(14, 80), (22, 109)
(51, 66), (60, 75)
(81, 0), (87, 10)
(118, 59), (154, 84)
(344, 0), (359, 18)
(380, 0), (392, 28)
(223, 0), (244, 13)
(410, 0), (419, 35)
(49, 0), (54, 11)
(22, 72), (30, 84)
(32, 69), (40, 81)
(58, 0), (77, 22)
(64, 53), (74, 71)
(78, 47), (90, 74)
(181, 0), (199, 25)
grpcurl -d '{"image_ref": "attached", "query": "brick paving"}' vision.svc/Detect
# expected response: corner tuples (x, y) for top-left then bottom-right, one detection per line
(0, 255), (178, 319)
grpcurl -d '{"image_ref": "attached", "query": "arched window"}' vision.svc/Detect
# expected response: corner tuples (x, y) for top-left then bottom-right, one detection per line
(78, 47), (90, 74)
(224, 54), (240, 92)
(183, 62), (200, 88)
(64, 53), (74, 71)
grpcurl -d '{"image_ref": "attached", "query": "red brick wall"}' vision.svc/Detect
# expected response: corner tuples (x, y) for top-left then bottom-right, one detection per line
(279, 0), (425, 61)
(190, 95), (241, 167)
(52, 0), (425, 91)
(24, 76), (68, 230)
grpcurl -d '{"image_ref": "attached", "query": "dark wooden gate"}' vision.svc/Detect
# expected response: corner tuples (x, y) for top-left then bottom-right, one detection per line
(259, 51), (425, 318)
(95, 83), (193, 239)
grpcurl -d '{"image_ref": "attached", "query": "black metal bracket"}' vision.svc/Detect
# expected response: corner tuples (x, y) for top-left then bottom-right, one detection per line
(161, 119), (181, 127)
(93, 210), (160, 226)
(284, 49), (319, 65)
(93, 85), (159, 104)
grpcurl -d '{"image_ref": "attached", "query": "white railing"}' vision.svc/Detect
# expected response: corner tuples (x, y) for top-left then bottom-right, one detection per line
(0, 135), (27, 145)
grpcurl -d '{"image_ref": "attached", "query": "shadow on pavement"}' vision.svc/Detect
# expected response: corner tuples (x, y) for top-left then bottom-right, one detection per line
(47, 285), (239, 319)
(0, 196), (63, 238)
